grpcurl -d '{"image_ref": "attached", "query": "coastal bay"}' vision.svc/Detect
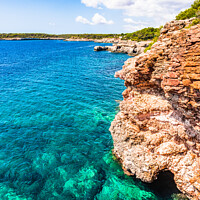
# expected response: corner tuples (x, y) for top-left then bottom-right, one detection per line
(0, 40), (181, 199)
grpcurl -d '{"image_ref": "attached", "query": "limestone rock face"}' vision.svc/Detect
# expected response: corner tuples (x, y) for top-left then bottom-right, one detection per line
(94, 40), (152, 56)
(110, 19), (200, 200)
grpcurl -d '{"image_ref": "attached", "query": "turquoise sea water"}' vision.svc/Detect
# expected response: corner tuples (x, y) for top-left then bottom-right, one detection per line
(0, 40), (181, 200)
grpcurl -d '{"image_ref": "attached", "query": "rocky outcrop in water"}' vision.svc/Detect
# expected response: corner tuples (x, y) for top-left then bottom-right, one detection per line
(94, 40), (152, 56)
(65, 38), (94, 42)
(94, 38), (120, 43)
(65, 38), (119, 42)
(110, 18), (200, 200)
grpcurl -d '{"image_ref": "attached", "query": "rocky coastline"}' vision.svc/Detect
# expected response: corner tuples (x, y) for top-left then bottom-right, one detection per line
(65, 38), (120, 43)
(64, 38), (94, 42)
(110, 18), (200, 200)
(1, 37), (150, 57)
(94, 40), (152, 56)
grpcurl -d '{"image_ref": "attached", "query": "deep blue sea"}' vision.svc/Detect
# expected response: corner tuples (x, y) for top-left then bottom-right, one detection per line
(0, 40), (181, 200)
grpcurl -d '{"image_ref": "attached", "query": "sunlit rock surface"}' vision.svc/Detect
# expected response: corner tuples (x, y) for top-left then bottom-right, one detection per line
(94, 40), (152, 56)
(110, 18), (200, 200)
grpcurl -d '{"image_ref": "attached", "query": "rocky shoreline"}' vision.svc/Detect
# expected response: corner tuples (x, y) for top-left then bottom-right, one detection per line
(1, 37), (150, 57)
(110, 18), (200, 200)
(94, 40), (152, 56)
(1, 37), (150, 56)
(65, 38), (120, 43)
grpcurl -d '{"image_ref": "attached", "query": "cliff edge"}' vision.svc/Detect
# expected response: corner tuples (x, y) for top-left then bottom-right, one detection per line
(110, 18), (200, 199)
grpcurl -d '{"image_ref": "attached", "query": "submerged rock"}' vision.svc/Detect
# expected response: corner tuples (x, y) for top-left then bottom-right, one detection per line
(110, 18), (200, 200)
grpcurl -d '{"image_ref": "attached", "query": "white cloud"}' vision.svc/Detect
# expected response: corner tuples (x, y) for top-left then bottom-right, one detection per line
(75, 13), (113, 25)
(81, 0), (193, 10)
(92, 13), (113, 25)
(123, 24), (146, 32)
(76, 16), (91, 24)
(124, 18), (148, 25)
(81, 0), (194, 27)
(48, 22), (56, 26)
(81, 0), (100, 8)
(124, 18), (135, 24)
(81, 0), (135, 9)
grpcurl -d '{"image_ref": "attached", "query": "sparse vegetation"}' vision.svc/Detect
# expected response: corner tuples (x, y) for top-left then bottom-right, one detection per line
(176, 0), (200, 20)
(0, 30), (161, 42)
(121, 27), (159, 42)
(144, 26), (163, 53)
(0, 29), (160, 43)
(191, 17), (200, 25)
(0, 33), (119, 40)
(145, 0), (200, 53)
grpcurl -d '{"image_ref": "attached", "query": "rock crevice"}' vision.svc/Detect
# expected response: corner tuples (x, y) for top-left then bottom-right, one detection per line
(110, 19), (200, 200)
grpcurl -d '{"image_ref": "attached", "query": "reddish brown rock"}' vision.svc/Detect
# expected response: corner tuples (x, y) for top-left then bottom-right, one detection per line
(110, 19), (200, 200)
(162, 78), (180, 86)
(183, 79), (192, 86)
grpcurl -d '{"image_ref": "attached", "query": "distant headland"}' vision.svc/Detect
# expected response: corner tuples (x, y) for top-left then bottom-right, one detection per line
(0, 28), (160, 56)
(0, 27), (159, 42)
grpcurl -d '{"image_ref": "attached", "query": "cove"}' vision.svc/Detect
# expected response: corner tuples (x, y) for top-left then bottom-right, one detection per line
(0, 40), (181, 199)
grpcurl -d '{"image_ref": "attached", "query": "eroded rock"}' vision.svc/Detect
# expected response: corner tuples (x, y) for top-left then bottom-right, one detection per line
(94, 40), (152, 56)
(110, 19), (200, 200)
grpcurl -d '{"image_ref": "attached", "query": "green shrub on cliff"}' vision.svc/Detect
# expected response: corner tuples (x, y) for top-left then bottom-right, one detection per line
(122, 27), (159, 42)
(144, 26), (163, 53)
(191, 17), (200, 25)
(176, 0), (200, 20)
(176, 7), (196, 20)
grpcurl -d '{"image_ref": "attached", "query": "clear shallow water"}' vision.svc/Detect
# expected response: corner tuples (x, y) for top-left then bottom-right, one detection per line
(0, 40), (180, 200)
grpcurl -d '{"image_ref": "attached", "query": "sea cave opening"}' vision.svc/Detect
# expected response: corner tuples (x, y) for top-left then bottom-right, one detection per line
(144, 171), (185, 199)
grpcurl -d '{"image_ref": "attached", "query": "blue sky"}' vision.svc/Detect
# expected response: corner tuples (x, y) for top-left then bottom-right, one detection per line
(0, 0), (194, 34)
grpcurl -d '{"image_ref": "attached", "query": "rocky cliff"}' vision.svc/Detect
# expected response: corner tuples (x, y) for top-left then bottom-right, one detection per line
(110, 18), (200, 199)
